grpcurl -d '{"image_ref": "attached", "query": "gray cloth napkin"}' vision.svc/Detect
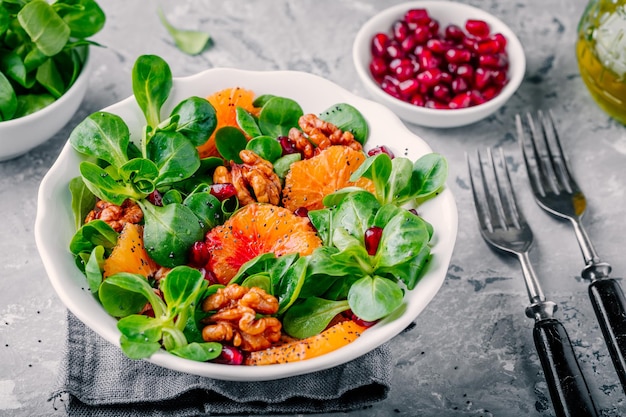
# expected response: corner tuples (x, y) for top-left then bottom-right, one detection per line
(50, 311), (392, 416)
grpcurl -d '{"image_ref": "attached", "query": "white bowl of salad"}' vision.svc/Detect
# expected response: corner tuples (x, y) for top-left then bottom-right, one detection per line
(35, 56), (458, 381)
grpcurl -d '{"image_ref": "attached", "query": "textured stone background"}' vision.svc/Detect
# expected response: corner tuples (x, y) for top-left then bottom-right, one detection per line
(2, 1), (626, 416)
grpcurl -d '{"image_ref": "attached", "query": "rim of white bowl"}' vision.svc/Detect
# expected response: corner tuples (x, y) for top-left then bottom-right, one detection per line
(353, 1), (526, 118)
(0, 47), (91, 129)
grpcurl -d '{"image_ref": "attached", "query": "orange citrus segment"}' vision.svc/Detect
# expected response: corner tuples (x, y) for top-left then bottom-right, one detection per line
(205, 203), (322, 284)
(197, 87), (259, 158)
(282, 145), (375, 212)
(245, 320), (367, 365)
(103, 223), (159, 279)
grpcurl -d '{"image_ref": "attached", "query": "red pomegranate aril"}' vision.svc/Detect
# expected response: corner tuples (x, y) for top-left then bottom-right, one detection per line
(210, 183), (238, 201)
(369, 57), (388, 79)
(294, 207), (309, 218)
(147, 190), (163, 206)
(392, 20), (409, 42)
(474, 38), (500, 55)
(490, 69), (508, 87)
(451, 76), (469, 94)
(439, 71), (453, 85)
(398, 78), (420, 97)
(445, 47), (472, 64)
(367, 145), (395, 158)
(482, 86), (501, 100)
(469, 89), (486, 105)
(493, 33), (507, 52)
(432, 84), (451, 102)
(444, 24), (465, 41)
(371, 33), (389, 57)
(381, 78), (401, 98)
(214, 345), (244, 365)
(189, 241), (210, 267)
(417, 68), (441, 87)
(478, 53), (507, 69)
(408, 208), (419, 216)
(393, 61), (415, 81)
(425, 100), (448, 109)
(428, 18), (440, 34)
(418, 49), (439, 69)
(277, 135), (298, 155)
(465, 19), (490, 38)
(474, 67), (491, 90)
(410, 93), (426, 107)
(404, 8), (430, 24)
(426, 38), (449, 54)
(364, 226), (384, 256)
(456, 63), (474, 82)
(413, 25), (431, 44)
(448, 92), (472, 109)
(385, 41), (404, 60)
(401, 36), (417, 53)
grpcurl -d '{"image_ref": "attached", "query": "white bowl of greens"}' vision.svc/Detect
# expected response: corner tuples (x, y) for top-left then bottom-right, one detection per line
(35, 59), (458, 381)
(0, 0), (104, 161)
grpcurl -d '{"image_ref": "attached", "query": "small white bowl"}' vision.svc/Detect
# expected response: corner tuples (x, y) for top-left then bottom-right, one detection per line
(353, 1), (525, 128)
(0, 50), (91, 161)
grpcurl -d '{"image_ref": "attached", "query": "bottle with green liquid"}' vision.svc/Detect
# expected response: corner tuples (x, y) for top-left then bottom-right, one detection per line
(577, 0), (626, 124)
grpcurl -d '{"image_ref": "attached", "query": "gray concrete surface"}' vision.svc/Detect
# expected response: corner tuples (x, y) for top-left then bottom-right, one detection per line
(2, 0), (626, 416)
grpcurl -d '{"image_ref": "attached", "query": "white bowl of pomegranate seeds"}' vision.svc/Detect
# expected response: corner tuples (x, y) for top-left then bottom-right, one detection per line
(353, 1), (525, 128)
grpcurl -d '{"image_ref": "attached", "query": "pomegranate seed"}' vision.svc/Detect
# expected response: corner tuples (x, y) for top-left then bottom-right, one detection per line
(410, 93), (425, 107)
(426, 38), (449, 54)
(416, 68), (441, 87)
(294, 207), (309, 217)
(404, 8), (430, 24)
(413, 25), (431, 44)
(445, 47), (472, 64)
(364, 226), (384, 256)
(444, 24), (465, 41)
(451, 76), (469, 94)
(439, 71), (453, 85)
(432, 84), (451, 102)
(278, 136), (300, 156)
(385, 41), (404, 60)
(147, 190), (163, 206)
(210, 183), (237, 201)
(393, 61), (415, 81)
(478, 53), (507, 69)
(482, 86), (501, 100)
(371, 33), (389, 57)
(474, 67), (491, 90)
(189, 241), (210, 267)
(462, 36), (477, 51)
(381, 76), (401, 98)
(448, 92), (472, 109)
(490, 69), (508, 88)
(418, 49), (439, 69)
(493, 33), (507, 52)
(474, 38), (500, 55)
(456, 63), (474, 82)
(369, 57), (387, 79)
(425, 100), (448, 109)
(214, 345), (244, 365)
(400, 36), (417, 53)
(348, 311), (379, 328)
(398, 78), (420, 97)
(428, 19), (440, 34)
(469, 89), (486, 105)
(408, 208), (419, 216)
(367, 145), (395, 158)
(465, 19), (490, 38)
(199, 267), (219, 284)
(392, 20), (409, 42)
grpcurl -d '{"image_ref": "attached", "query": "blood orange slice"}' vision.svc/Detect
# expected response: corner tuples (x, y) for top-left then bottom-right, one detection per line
(103, 223), (159, 279)
(282, 145), (375, 212)
(205, 203), (322, 284)
(197, 87), (259, 158)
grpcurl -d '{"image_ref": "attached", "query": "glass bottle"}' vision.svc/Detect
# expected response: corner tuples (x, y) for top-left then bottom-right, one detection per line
(576, 0), (626, 124)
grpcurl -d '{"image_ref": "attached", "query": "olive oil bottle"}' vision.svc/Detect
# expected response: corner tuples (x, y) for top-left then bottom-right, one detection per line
(577, 0), (626, 124)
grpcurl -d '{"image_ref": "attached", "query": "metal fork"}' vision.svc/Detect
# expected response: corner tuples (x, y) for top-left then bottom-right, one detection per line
(517, 111), (626, 392)
(468, 148), (598, 417)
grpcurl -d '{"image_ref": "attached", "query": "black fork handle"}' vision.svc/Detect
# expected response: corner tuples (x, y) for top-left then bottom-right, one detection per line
(534, 318), (599, 417)
(589, 277), (626, 393)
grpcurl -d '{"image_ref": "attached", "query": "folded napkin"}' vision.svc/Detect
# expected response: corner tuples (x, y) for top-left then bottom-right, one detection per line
(50, 311), (392, 416)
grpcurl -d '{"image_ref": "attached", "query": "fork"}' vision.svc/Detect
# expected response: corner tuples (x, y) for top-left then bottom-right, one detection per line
(468, 148), (598, 417)
(517, 110), (626, 392)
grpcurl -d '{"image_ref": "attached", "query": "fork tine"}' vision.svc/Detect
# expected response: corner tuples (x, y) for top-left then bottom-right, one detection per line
(493, 147), (524, 230)
(484, 147), (511, 230)
(517, 114), (545, 198)
(540, 110), (578, 194)
(467, 150), (493, 233)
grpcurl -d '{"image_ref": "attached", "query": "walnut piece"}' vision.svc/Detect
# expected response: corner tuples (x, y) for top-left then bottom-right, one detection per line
(201, 284), (282, 352)
(213, 150), (282, 206)
(84, 199), (143, 232)
(288, 114), (362, 158)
